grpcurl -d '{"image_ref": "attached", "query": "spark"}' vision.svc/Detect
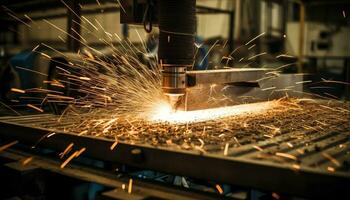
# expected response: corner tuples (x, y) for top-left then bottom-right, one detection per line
(322, 152), (340, 167)
(60, 143), (74, 159)
(76, 147), (86, 157)
(215, 184), (224, 194)
(11, 88), (26, 94)
(32, 44), (40, 52)
(275, 62), (296, 71)
(47, 132), (56, 138)
(31, 132), (57, 149)
(150, 101), (280, 124)
(2, 6), (31, 28)
(47, 94), (74, 100)
(0, 101), (21, 115)
(82, 16), (98, 31)
(79, 76), (91, 81)
(286, 142), (294, 148)
(276, 54), (295, 59)
(253, 145), (263, 151)
(295, 80), (312, 85)
(24, 14), (35, 25)
(291, 164), (300, 170)
(233, 137), (241, 146)
(58, 35), (66, 42)
(320, 79), (350, 86)
(0, 141), (18, 153)
(248, 52), (267, 60)
(319, 105), (338, 112)
(27, 104), (44, 112)
(248, 44), (256, 50)
(40, 52), (51, 59)
(15, 66), (48, 76)
(245, 32), (265, 46)
(110, 140), (119, 150)
(21, 157), (33, 166)
(229, 45), (244, 56)
(323, 92), (339, 99)
(327, 166), (335, 172)
(61, 151), (79, 168)
(116, 0), (126, 13)
(60, 0), (80, 19)
(60, 147), (86, 168)
(261, 87), (276, 91)
(297, 149), (305, 155)
(224, 143), (229, 156)
(128, 179), (133, 194)
(275, 152), (297, 161)
(272, 192), (280, 200)
(78, 130), (88, 136)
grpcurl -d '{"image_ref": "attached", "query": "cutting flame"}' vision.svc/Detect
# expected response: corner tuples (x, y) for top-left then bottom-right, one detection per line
(150, 100), (279, 124)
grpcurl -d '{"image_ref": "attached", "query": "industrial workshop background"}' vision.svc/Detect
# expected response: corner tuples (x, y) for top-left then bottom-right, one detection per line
(0, 0), (350, 200)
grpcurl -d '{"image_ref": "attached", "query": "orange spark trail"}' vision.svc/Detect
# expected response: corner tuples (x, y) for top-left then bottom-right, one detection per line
(0, 141), (18, 153)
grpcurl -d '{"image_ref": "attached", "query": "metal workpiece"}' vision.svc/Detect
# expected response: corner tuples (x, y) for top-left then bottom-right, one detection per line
(186, 68), (272, 86)
(0, 100), (350, 199)
(162, 67), (294, 110)
(184, 73), (304, 111)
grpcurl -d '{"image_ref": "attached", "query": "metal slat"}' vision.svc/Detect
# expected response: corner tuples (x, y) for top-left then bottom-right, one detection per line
(245, 131), (344, 160)
(227, 130), (316, 157)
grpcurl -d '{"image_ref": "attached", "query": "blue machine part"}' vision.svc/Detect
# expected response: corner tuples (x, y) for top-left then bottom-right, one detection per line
(194, 36), (209, 70)
(9, 50), (38, 89)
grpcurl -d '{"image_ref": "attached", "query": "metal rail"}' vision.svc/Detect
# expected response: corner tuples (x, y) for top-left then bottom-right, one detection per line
(0, 114), (350, 198)
(187, 68), (271, 86)
(0, 149), (226, 200)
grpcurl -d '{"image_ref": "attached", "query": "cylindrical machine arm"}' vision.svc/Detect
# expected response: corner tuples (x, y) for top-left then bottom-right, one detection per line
(158, 0), (196, 105)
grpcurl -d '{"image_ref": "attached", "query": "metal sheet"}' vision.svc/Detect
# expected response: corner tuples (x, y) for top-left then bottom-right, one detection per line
(0, 114), (350, 198)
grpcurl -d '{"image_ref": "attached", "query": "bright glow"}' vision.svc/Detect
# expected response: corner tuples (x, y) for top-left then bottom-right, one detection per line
(150, 101), (279, 124)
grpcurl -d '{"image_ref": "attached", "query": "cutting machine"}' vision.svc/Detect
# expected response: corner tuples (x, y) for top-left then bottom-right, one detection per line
(121, 0), (285, 110)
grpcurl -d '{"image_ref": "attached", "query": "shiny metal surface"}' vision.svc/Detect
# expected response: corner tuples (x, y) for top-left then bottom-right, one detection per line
(186, 68), (272, 85)
(184, 73), (304, 110)
(161, 65), (188, 95)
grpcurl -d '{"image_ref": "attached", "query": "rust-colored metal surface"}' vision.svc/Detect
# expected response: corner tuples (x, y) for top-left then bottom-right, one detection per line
(0, 99), (349, 198)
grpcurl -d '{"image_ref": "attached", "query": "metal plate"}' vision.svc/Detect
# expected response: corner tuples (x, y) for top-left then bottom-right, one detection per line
(0, 113), (350, 198)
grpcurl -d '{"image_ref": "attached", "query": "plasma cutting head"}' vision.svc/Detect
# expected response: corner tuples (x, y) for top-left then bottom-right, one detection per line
(119, 0), (196, 108)
(161, 64), (188, 108)
(158, 0), (196, 108)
